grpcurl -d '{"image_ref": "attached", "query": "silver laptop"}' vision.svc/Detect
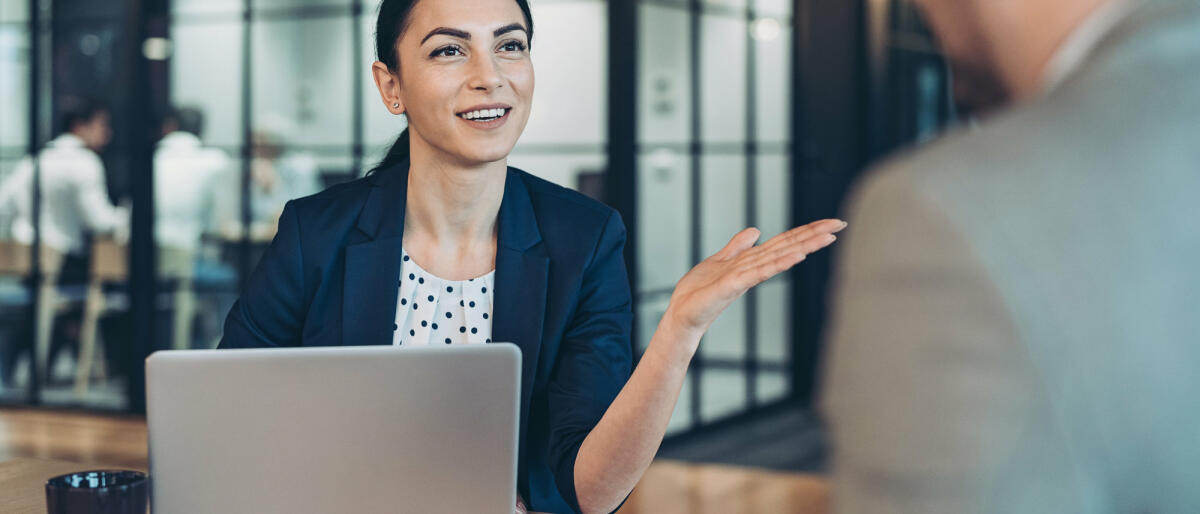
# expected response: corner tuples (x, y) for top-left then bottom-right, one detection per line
(146, 344), (521, 513)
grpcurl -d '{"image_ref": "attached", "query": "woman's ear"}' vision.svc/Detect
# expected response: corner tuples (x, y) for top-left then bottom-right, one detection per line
(371, 61), (405, 115)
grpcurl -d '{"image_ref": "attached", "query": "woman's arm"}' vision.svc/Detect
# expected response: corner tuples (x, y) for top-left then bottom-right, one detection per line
(572, 219), (846, 514)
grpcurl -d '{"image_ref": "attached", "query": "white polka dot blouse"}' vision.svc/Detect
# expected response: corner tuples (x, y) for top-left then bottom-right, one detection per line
(392, 248), (495, 346)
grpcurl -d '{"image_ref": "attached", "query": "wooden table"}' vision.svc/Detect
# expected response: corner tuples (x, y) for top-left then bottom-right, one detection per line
(0, 409), (829, 513)
(618, 461), (829, 514)
(0, 457), (827, 514)
(0, 458), (146, 514)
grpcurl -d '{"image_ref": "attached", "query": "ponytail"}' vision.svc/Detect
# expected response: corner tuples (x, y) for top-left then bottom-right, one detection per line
(369, 126), (410, 176)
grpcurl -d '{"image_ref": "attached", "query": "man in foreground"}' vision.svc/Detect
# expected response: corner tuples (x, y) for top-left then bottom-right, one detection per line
(822, 0), (1200, 512)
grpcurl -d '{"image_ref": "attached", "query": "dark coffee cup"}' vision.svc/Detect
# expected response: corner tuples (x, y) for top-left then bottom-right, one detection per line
(45, 470), (149, 514)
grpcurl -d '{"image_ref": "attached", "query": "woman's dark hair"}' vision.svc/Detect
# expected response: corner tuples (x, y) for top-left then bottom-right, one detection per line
(370, 0), (534, 175)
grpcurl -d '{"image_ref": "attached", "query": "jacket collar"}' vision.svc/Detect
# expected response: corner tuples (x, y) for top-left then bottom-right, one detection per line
(1041, 0), (1137, 94)
(1076, 0), (1194, 85)
(357, 159), (542, 252)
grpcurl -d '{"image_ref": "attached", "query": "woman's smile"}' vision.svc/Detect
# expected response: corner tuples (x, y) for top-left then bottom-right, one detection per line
(456, 104), (513, 129)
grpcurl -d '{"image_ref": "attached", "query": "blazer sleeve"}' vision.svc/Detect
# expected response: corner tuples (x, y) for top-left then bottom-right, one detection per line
(219, 200), (307, 349)
(820, 170), (1075, 513)
(546, 210), (635, 513)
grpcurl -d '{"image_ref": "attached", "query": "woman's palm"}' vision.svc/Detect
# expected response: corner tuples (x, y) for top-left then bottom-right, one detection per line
(668, 219), (846, 335)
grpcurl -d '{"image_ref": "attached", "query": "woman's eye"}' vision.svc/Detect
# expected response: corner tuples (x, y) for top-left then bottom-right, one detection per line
(431, 46), (464, 58)
(499, 40), (527, 53)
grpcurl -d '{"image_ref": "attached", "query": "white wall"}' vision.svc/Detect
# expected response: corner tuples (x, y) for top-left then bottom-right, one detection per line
(251, 17), (355, 147)
(170, 21), (243, 147)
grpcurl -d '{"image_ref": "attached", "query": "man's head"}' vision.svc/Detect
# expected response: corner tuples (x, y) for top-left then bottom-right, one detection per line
(58, 97), (111, 151)
(161, 107), (206, 139)
(909, 0), (1111, 113)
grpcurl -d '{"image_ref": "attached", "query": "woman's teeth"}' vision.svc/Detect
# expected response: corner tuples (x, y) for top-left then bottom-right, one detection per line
(460, 108), (507, 120)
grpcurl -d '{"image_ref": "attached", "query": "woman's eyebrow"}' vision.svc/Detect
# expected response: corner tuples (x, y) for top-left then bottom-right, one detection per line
(420, 23), (527, 45)
(421, 27), (470, 45)
(424, 23), (532, 44)
(493, 23), (527, 38)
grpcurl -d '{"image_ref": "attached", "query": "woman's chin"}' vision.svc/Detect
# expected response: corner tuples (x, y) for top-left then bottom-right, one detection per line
(453, 145), (515, 167)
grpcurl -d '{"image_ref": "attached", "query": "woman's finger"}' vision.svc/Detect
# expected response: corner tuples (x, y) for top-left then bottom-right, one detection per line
(755, 219), (846, 255)
(718, 220), (844, 267)
(729, 232), (837, 290)
(739, 230), (838, 272)
(776, 231), (839, 261)
(711, 227), (761, 261)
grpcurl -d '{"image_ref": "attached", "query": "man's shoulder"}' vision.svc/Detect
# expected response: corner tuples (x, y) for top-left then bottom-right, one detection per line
(854, 125), (992, 213)
(40, 144), (105, 173)
(857, 94), (1097, 214)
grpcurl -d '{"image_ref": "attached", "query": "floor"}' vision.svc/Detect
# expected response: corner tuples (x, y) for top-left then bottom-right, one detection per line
(0, 407), (829, 513)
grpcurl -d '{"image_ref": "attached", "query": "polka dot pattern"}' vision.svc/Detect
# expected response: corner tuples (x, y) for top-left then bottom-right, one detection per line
(392, 248), (495, 346)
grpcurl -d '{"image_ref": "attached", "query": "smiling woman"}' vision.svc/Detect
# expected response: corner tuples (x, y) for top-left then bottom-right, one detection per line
(369, 0), (534, 174)
(216, 0), (844, 513)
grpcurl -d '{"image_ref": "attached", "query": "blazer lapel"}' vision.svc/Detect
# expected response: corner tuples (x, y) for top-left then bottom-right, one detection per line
(491, 169), (548, 422)
(342, 162), (408, 346)
(340, 163), (550, 400)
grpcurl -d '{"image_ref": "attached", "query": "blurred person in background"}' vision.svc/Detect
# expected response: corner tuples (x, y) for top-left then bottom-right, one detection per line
(0, 97), (127, 278)
(214, 119), (320, 242)
(156, 106), (238, 348)
(155, 106), (228, 254)
(821, 0), (1200, 512)
(0, 97), (127, 382)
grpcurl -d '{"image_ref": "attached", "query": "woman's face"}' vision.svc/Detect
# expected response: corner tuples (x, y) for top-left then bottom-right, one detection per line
(392, 0), (534, 167)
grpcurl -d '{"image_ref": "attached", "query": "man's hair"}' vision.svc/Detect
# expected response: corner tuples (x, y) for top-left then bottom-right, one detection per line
(163, 106), (205, 137)
(57, 97), (107, 135)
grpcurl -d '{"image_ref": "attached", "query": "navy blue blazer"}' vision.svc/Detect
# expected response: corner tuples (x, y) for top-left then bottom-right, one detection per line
(218, 161), (634, 513)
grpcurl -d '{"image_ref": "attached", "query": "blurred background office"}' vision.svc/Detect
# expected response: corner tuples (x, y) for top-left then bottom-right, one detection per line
(0, 0), (953, 470)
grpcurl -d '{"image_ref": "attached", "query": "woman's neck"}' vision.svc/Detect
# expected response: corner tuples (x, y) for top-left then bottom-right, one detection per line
(403, 134), (506, 262)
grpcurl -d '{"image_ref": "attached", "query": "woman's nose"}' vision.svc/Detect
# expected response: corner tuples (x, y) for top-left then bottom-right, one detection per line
(467, 55), (504, 91)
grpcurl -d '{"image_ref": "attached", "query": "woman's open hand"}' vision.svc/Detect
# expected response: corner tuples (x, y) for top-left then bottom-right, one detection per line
(662, 219), (847, 343)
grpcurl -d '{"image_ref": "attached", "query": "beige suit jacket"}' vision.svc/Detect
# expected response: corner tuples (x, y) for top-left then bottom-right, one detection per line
(821, 1), (1200, 512)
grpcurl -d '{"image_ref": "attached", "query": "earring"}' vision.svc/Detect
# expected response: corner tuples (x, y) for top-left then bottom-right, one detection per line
(392, 103), (399, 109)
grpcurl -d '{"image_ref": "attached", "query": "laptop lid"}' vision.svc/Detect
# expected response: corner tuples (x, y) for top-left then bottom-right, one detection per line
(146, 344), (520, 513)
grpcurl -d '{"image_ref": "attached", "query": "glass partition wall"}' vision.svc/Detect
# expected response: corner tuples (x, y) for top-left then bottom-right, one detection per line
(634, 0), (794, 436)
(0, 0), (142, 409)
(0, 0), (39, 405)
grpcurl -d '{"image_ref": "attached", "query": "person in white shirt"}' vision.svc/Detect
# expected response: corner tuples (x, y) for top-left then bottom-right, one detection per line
(0, 98), (127, 383)
(0, 98), (127, 264)
(821, 0), (1200, 512)
(154, 107), (229, 253)
(210, 124), (321, 241)
(154, 107), (239, 349)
